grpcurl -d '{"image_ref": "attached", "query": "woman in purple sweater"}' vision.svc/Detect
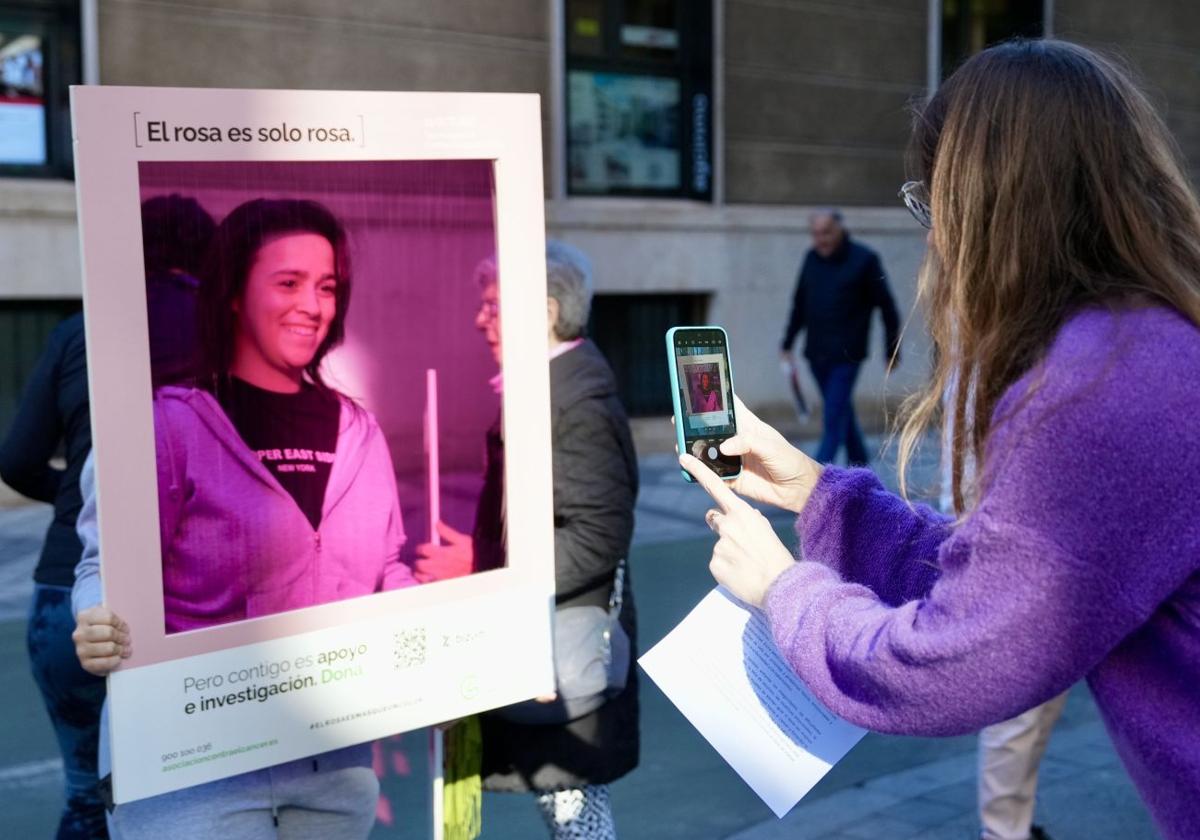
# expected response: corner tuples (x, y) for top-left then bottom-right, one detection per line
(682, 40), (1200, 840)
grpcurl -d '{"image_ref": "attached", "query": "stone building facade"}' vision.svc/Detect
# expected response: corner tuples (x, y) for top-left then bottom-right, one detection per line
(1, 0), (1196, 489)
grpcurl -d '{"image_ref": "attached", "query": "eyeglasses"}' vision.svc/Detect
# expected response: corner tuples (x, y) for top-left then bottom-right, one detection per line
(899, 181), (932, 230)
(477, 299), (500, 321)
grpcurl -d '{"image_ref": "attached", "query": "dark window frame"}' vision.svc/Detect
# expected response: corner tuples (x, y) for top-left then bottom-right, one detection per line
(588, 291), (709, 416)
(940, 0), (1044, 80)
(0, 0), (81, 179)
(0, 298), (82, 435)
(564, 0), (713, 201)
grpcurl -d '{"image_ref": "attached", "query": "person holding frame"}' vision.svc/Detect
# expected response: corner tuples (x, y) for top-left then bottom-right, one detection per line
(72, 198), (415, 837)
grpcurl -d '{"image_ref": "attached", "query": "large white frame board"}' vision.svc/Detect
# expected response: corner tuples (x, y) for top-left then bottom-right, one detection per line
(71, 86), (555, 804)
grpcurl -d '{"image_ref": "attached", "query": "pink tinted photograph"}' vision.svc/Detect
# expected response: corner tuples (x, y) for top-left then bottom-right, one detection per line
(684, 362), (723, 414)
(138, 160), (506, 634)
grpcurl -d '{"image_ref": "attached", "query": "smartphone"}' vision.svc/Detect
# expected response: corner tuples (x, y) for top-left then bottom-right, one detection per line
(666, 325), (742, 482)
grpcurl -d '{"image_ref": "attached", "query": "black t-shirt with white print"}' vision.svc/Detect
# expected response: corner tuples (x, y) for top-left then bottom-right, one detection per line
(218, 377), (340, 530)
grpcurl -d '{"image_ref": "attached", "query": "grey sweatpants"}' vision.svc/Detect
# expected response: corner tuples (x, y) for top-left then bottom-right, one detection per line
(109, 760), (379, 840)
(97, 697), (378, 839)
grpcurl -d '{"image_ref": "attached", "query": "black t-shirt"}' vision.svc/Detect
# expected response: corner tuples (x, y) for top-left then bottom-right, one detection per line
(218, 377), (340, 530)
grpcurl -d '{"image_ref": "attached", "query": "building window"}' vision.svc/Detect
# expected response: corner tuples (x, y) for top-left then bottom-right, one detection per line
(0, 0), (81, 178)
(589, 292), (707, 416)
(942, 0), (1043, 79)
(565, 0), (713, 200)
(0, 299), (81, 434)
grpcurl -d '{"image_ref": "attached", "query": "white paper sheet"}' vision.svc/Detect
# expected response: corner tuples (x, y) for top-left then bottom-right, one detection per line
(639, 588), (867, 818)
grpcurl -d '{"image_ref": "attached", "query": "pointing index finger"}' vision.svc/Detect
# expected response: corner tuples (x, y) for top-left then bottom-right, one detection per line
(680, 453), (741, 513)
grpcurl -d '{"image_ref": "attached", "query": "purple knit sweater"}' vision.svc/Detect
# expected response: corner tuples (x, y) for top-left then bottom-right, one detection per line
(763, 306), (1200, 840)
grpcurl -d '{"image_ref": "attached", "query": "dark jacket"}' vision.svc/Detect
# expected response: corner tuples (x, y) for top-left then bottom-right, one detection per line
(470, 414), (506, 575)
(0, 313), (91, 587)
(481, 339), (640, 793)
(781, 236), (900, 364)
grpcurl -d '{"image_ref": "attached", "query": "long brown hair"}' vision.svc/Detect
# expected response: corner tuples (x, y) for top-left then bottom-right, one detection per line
(897, 39), (1200, 513)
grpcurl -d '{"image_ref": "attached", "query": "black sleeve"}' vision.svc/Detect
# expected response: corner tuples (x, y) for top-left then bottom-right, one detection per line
(867, 253), (901, 359)
(0, 324), (67, 503)
(551, 398), (637, 602)
(781, 259), (808, 352)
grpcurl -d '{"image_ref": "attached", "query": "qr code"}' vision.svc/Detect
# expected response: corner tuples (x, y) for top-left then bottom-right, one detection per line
(393, 627), (427, 670)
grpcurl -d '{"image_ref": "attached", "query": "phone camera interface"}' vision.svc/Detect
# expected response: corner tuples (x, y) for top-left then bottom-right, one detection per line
(673, 328), (740, 478)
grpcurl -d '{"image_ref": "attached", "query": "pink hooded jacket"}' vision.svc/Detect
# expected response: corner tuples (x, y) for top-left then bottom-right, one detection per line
(152, 386), (413, 632)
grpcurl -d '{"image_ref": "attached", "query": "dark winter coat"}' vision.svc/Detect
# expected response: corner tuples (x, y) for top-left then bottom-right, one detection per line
(781, 236), (901, 364)
(0, 313), (91, 587)
(480, 339), (640, 793)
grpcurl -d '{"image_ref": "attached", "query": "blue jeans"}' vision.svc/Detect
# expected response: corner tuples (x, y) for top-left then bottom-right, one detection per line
(810, 361), (869, 465)
(27, 584), (109, 839)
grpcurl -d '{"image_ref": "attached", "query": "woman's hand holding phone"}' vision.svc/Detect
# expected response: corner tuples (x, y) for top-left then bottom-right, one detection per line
(680, 397), (824, 608)
(73, 606), (132, 676)
(708, 396), (823, 514)
(680, 451), (796, 608)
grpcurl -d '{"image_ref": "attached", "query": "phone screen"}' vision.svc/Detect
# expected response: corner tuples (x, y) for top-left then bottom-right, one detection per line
(671, 327), (741, 478)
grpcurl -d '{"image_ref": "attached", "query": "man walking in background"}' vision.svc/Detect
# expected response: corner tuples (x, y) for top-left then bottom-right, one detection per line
(780, 209), (900, 465)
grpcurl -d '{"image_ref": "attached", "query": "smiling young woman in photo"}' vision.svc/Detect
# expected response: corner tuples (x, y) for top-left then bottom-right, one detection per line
(153, 197), (415, 632)
(695, 370), (720, 412)
(72, 198), (414, 838)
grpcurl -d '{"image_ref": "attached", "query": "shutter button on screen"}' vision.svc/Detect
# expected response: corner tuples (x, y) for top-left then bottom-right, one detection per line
(707, 446), (719, 461)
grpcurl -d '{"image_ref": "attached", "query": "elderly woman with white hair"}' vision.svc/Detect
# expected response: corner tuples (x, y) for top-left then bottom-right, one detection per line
(416, 241), (640, 839)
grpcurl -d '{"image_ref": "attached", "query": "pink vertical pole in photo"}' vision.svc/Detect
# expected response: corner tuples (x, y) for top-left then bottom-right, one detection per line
(426, 367), (442, 549)
(426, 367), (445, 840)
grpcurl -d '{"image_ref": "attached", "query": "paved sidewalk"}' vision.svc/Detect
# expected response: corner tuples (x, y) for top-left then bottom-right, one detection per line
(0, 504), (50, 622)
(730, 697), (1154, 840)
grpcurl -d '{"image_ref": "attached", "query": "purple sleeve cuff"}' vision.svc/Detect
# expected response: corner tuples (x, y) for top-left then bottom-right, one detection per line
(792, 467), (949, 605)
(795, 467), (883, 563)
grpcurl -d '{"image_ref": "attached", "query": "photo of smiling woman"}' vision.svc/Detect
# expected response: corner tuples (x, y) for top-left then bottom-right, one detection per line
(158, 197), (416, 631)
(72, 158), (505, 832)
(690, 367), (722, 413)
